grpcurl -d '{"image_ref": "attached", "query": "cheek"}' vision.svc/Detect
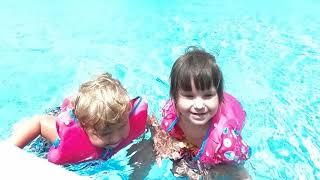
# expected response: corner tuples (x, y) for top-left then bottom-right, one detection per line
(212, 105), (219, 115)
(88, 134), (108, 148)
(122, 124), (130, 137)
(208, 99), (219, 114)
(176, 99), (191, 112)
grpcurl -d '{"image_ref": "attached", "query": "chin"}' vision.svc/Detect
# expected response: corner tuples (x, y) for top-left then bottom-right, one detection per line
(190, 119), (211, 126)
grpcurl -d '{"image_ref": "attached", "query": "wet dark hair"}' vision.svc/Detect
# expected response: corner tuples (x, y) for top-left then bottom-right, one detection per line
(170, 46), (224, 103)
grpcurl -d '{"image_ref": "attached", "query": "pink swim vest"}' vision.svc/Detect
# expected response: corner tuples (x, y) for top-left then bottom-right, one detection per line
(161, 92), (250, 165)
(47, 96), (148, 165)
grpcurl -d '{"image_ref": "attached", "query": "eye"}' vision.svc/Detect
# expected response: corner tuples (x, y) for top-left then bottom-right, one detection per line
(202, 93), (214, 99)
(204, 94), (213, 97)
(100, 133), (111, 137)
(203, 91), (217, 98)
(179, 91), (195, 99)
(183, 94), (194, 98)
(119, 123), (128, 129)
(99, 129), (113, 137)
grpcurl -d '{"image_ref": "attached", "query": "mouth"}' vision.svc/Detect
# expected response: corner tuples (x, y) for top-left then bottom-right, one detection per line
(191, 112), (206, 116)
(190, 112), (207, 120)
(106, 141), (121, 148)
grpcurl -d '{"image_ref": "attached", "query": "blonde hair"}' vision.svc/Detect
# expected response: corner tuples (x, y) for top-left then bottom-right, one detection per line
(73, 73), (130, 136)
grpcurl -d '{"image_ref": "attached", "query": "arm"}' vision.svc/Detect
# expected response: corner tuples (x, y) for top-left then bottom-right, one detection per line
(215, 126), (250, 164)
(148, 115), (184, 164)
(9, 115), (58, 148)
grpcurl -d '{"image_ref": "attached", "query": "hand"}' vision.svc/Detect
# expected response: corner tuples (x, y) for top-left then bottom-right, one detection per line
(56, 110), (73, 126)
(60, 116), (71, 125)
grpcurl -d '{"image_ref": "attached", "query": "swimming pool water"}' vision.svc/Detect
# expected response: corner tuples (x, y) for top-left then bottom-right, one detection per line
(1, 0), (320, 179)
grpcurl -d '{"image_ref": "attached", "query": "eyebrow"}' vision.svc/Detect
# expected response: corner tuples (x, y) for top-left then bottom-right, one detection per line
(205, 89), (217, 93)
(102, 122), (127, 134)
(180, 90), (193, 94)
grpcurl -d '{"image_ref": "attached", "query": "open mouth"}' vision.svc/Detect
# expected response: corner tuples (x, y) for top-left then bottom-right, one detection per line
(190, 112), (207, 120)
(191, 112), (206, 116)
(106, 141), (121, 148)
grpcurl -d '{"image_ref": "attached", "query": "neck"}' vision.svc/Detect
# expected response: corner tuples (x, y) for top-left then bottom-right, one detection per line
(178, 117), (211, 136)
(185, 119), (210, 128)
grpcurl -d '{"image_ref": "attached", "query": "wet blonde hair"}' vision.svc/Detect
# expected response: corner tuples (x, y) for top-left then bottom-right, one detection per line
(73, 73), (130, 136)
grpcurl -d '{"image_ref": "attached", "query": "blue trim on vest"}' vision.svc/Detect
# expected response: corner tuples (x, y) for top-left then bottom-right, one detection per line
(129, 96), (142, 118)
(193, 122), (212, 160)
(101, 148), (113, 159)
(53, 137), (61, 148)
(166, 116), (213, 161)
(167, 117), (178, 132)
(68, 109), (78, 123)
(248, 146), (252, 158)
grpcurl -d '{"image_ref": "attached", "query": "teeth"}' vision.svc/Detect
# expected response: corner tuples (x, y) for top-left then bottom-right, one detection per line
(192, 112), (205, 115)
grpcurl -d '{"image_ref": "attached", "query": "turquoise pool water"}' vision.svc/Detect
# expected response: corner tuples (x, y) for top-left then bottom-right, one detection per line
(1, 0), (319, 179)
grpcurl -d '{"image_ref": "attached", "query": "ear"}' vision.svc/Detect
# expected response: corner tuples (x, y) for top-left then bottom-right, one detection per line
(86, 129), (99, 142)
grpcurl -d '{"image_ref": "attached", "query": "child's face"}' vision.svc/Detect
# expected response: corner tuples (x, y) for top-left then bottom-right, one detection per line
(176, 80), (219, 126)
(87, 112), (130, 149)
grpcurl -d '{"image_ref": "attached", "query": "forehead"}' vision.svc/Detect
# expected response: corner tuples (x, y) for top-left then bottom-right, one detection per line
(178, 77), (216, 91)
(101, 120), (128, 134)
(179, 85), (217, 94)
(177, 69), (215, 90)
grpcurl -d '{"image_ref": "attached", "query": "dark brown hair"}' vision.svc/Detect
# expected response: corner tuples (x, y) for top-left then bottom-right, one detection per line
(170, 46), (224, 103)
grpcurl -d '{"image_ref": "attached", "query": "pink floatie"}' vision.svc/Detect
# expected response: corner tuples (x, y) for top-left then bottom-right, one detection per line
(161, 92), (249, 165)
(47, 97), (148, 165)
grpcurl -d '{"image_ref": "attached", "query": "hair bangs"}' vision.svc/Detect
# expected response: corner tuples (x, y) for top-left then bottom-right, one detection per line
(170, 47), (224, 103)
(193, 71), (214, 91)
(176, 65), (193, 92)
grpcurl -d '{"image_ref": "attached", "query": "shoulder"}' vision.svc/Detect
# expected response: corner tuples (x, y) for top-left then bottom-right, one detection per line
(220, 92), (246, 131)
(161, 99), (176, 123)
(215, 124), (250, 162)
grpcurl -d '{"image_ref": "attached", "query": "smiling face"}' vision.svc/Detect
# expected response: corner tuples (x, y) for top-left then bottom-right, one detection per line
(176, 80), (219, 126)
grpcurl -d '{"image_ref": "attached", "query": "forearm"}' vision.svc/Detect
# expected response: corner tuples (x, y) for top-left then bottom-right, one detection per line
(9, 115), (57, 148)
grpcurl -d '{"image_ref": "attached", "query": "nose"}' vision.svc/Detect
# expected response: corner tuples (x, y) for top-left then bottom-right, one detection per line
(194, 98), (204, 109)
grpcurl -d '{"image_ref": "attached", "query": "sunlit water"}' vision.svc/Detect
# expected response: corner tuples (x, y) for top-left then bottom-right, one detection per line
(1, 0), (319, 179)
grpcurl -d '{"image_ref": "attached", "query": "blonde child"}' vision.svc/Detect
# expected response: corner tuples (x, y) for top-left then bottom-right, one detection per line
(153, 47), (251, 178)
(9, 73), (148, 165)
